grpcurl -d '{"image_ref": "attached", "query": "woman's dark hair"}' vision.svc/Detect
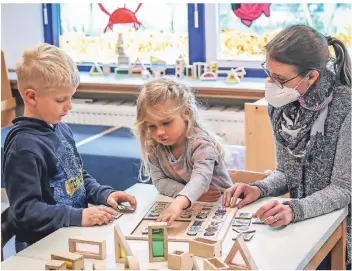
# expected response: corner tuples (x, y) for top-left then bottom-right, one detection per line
(265, 24), (351, 87)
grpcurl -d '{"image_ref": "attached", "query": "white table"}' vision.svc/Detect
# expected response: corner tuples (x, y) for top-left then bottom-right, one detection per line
(2, 183), (347, 270)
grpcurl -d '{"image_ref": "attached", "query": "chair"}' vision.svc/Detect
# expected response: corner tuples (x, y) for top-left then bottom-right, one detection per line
(1, 207), (14, 261)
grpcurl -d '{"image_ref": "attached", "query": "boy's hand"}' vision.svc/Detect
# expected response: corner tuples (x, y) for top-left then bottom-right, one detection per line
(198, 185), (223, 202)
(157, 196), (190, 225)
(82, 206), (118, 226)
(107, 191), (137, 210)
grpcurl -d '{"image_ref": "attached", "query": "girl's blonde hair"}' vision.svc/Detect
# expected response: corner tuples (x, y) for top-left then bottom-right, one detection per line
(16, 43), (80, 95)
(135, 77), (225, 182)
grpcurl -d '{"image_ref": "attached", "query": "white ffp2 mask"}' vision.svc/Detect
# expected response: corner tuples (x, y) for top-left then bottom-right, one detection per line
(265, 82), (301, 107)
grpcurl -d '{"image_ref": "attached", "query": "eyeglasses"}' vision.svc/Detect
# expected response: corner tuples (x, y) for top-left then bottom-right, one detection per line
(261, 61), (307, 89)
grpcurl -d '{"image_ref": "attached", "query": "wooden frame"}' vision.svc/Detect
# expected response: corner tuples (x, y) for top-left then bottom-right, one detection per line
(45, 260), (66, 270)
(68, 237), (106, 260)
(124, 256), (140, 270)
(51, 252), (84, 270)
(114, 224), (133, 263)
(224, 235), (257, 270)
(203, 258), (229, 270)
(126, 201), (237, 242)
(148, 222), (168, 262)
(168, 250), (193, 270)
(189, 237), (222, 258)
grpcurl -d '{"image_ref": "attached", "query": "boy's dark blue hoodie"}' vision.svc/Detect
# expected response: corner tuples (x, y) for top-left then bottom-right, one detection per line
(3, 117), (114, 245)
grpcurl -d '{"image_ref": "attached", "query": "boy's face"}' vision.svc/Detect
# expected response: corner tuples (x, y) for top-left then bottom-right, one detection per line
(25, 87), (76, 125)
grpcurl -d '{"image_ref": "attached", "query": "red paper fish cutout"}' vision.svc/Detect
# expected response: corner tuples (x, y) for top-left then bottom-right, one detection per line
(98, 3), (143, 32)
(231, 4), (271, 27)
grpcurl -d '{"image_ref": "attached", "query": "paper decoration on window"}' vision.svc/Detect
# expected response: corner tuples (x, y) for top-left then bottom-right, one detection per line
(98, 3), (143, 32)
(231, 4), (271, 27)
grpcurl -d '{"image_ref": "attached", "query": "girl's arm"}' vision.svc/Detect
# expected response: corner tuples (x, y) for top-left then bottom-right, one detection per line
(149, 154), (186, 197)
(177, 139), (217, 203)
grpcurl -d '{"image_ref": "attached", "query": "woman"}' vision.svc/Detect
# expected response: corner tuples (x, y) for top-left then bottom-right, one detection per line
(223, 24), (351, 269)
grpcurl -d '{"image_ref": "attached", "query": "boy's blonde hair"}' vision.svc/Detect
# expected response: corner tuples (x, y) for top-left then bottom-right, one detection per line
(135, 77), (225, 182)
(16, 43), (80, 95)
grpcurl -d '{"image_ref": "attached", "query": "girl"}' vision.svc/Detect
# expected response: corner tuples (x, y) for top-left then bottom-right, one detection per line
(135, 77), (233, 225)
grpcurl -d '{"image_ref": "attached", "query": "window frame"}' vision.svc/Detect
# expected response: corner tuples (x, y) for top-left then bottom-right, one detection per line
(43, 3), (206, 72)
(205, 3), (264, 69)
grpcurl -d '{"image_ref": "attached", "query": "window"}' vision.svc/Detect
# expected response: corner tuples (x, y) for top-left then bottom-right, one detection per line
(206, 3), (352, 68)
(44, 3), (206, 67)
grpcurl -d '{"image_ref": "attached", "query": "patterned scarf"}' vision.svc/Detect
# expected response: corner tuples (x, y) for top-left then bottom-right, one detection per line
(270, 69), (336, 159)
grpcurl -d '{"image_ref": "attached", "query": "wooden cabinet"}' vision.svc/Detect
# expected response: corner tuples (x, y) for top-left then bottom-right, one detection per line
(1, 51), (16, 127)
(245, 98), (276, 172)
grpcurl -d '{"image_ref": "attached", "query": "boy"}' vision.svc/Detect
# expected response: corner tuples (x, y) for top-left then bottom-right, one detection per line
(3, 43), (137, 252)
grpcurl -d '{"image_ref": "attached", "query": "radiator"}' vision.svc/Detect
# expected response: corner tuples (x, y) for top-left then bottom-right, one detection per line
(63, 99), (245, 145)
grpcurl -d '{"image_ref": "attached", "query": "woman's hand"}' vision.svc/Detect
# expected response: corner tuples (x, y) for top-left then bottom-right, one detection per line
(253, 200), (295, 227)
(223, 183), (261, 208)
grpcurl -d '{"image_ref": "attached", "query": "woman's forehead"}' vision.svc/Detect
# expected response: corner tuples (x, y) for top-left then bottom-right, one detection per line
(266, 58), (297, 76)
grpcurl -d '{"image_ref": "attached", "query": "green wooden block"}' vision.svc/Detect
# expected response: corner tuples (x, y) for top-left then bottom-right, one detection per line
(152, 229), (164, 257)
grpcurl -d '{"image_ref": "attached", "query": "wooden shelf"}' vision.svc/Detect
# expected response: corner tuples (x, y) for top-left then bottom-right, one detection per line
(8, 72), (265, 101)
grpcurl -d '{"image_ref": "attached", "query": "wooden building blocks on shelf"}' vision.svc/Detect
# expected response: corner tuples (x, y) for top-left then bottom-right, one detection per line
(89, 63), (103, 76)
(175, 55), (186, 79)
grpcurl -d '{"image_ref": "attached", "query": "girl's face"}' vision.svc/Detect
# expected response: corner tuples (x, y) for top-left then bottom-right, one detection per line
(144, 102), (189, 149)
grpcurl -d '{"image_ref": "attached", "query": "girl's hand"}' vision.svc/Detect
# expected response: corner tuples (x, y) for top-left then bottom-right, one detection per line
(156, 196), (190, 225)
(198, 185), (223, 202)
(253, 200), (295, 227)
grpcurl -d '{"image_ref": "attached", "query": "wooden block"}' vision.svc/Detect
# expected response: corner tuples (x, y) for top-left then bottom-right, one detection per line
(124, 255), (140, 270)
(115, 224), (134, 263)
(189, 237), (222, 258)
(69, 237), (106, 260)
(203, 258), (229, 270)
(51, 252), (84, 270)
(92, 262), (105, 270)
(148, 222), (168, 262)
(192, 256), (201, 270)
(224, 236), (257, 270)
(168, 250), (193, 270)
(45, 260), (66, 270)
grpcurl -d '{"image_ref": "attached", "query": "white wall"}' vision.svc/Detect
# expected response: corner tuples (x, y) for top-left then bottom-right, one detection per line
(1, 3), (44, 69)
